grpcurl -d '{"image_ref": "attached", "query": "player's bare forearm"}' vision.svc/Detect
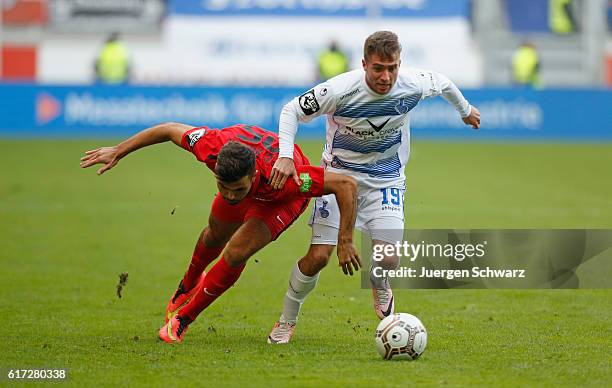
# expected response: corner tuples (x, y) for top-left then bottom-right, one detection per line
(323, 172), (357, 243)
(322, 172), (361, 275)
(80, 122), (194, 175)
(115, 122), (193, 158)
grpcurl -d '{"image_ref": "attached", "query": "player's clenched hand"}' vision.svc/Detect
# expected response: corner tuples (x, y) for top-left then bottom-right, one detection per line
(462, 106), (481, 129)
(337, 241), (361, 276)
(270, 157), (299, 190)
(79, 146), (120, 175)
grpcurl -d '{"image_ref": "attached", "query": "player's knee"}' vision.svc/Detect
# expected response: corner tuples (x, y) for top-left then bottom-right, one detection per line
(307, 246), (333, 267)
(372, 241), (401, 270)
(202, 226), (228, 247)
(223, 244), (249, 267)
(299, 245), (333, 275)
(377, 254), (400, 270)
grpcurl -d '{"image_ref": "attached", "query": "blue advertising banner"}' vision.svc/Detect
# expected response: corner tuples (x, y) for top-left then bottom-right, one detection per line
(0, 84), (309, 137)
(412, 88), (612, 140)
(505, 0), (549, 33)
(0, 83), (611, 141)
(169, 0), (470, 18)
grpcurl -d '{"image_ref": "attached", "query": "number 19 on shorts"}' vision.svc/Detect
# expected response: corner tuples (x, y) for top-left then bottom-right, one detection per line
(380, 188), (403, 206)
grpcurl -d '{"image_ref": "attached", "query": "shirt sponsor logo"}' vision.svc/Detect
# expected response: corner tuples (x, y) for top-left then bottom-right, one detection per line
(345, 127), (376, 137)
(298, 90), (320, 115)
(366, 117), (391, 132)
(339, 88), (361, 101)
(299, 172), (312, 192)
(187, 129), (206, 148)
(344, 122), (402, 139)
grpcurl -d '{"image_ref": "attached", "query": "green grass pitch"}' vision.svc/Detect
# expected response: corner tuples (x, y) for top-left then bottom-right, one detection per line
(1, 139), (611, 387)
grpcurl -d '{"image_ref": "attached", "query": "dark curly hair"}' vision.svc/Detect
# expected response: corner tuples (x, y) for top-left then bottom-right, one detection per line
(215, 141), (256, 183)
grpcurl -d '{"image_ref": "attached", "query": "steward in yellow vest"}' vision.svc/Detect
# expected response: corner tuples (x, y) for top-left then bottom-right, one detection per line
(318, 41), (349, 81)
(95, 33), (130, 84)
(549, 0), (576, 34)
(512, 42), (541, 88)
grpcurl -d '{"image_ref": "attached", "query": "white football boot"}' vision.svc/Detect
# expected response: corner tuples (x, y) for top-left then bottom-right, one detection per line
(371, 275), (395, 320)
(267, 321), (296, 344)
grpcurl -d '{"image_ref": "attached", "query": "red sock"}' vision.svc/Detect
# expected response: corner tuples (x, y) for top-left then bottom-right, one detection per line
(182, 236), (224, 291)
(179, 256), (245, 322)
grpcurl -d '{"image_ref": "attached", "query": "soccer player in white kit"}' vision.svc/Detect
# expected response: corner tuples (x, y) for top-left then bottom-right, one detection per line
(267, 31), (481, 344)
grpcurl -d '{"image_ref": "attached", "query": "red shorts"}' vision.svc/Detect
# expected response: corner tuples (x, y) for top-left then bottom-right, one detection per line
(210, 194), (311, 241)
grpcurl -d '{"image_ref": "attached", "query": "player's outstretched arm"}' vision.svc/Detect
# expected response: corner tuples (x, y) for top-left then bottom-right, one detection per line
(322, 172), (361, 276)
(270, 101), (301, 190)
(421, 71), (480, 129)
(79, 122), (194, 175)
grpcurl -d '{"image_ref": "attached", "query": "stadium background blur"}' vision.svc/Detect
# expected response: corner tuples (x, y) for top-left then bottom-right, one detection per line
(1, 0), (611, 138)
(1, 1), (611, 386)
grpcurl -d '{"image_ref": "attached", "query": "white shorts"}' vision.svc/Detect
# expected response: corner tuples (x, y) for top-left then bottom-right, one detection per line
(309, 186), (405, 245)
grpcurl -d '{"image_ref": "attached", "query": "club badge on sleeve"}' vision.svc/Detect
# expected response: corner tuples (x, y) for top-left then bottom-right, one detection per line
(187, 129), (206, 149)
(298, 90), (320, 115)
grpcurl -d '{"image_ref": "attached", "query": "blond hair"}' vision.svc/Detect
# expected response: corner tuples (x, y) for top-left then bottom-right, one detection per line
(364, 31), (402, 60)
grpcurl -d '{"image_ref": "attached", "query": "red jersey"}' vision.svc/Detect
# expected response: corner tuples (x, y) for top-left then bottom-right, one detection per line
(181, 124), (324, 202)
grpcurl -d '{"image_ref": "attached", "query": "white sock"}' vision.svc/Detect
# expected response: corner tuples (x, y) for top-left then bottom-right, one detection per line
(279, 262), (320, 324)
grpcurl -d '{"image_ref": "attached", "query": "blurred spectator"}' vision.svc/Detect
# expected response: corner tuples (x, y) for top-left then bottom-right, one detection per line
(317, 41), (349, 81)
(94, 32), (130, 84)
(512, 41), (542, 88)
(549, 0), (576, 34)
(608, 0), (612, 32)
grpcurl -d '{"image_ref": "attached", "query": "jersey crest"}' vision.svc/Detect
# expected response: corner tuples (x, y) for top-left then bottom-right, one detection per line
(187, 128), (206, 149)
(298, 90), (320, 115)
(394, 99), (410, 115)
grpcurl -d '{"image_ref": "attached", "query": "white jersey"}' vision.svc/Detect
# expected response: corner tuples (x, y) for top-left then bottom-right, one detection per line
(278, 68), (472, 188)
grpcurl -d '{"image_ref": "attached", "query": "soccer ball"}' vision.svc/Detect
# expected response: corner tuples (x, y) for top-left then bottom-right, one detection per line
(374, 313), (427, 360)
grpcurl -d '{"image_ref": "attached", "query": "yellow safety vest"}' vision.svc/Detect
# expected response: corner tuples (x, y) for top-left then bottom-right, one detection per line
(549, 0), (574, 34)
(97, 42), (129, 84)
(512, 46), (540, 86)
(318, 51), (349, 80)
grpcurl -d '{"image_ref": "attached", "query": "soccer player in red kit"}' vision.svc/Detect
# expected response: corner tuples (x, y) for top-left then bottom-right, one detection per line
(80, 122), (360, 344)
